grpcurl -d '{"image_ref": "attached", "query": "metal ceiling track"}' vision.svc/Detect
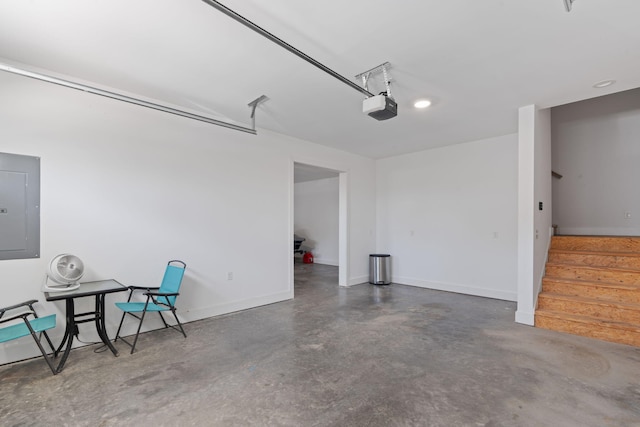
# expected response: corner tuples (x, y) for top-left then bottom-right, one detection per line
(201, 0), (375, 98)
(355, 62), (393, 97)
(354, 62), (391, 81)
(0, 63), (257, 135)
(248, 95), (268, 129)
(563, 0), (575, 12)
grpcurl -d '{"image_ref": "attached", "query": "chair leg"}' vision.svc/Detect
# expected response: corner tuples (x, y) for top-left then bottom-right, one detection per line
(26, 302), (57, 357)
(129, 308), (148, 354)
(169, 308), (187, 338)
(158, 311), (170, 329)
(40, 330), (57, 355)
(114, 310), (127, 342)
(26, 324), (57, 375)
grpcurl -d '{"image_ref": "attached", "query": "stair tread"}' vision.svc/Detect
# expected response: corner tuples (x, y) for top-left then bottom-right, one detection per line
(542, 276), (640, 290)
(549, 249), (640, 257)
(538, 292), (640, 310)
(545, 261), (640, 274)
(535, 309), (640, 331)
(550, 236), (640, 254)
(543, 274), (640, 288)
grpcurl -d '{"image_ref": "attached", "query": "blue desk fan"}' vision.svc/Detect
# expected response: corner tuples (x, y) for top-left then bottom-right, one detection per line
(43, 253), (85, 292)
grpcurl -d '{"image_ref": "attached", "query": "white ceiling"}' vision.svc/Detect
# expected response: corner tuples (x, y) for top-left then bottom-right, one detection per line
(1, 0), (639, 158)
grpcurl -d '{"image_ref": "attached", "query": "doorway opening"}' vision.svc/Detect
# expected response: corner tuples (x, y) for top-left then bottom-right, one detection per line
(291, 161), (348, 295)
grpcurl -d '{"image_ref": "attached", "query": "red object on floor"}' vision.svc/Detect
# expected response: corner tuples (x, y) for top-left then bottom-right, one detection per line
(303, 252), (314, 264)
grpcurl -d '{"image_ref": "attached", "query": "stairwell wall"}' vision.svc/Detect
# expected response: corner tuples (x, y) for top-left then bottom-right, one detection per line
(552, 88), (640, 236)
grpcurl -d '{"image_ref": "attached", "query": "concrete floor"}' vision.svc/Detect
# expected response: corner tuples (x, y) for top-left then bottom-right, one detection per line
(1, 263), (639, 426)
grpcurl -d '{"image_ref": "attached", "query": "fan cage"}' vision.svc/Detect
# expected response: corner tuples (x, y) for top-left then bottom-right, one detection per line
(48, 254), (85, 285)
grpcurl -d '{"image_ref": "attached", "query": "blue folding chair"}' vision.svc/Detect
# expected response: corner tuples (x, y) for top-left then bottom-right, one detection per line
(0, 300), (57, 375)
(114, 260), (187, 354)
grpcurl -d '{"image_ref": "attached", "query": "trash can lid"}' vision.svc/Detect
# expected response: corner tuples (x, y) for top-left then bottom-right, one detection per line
(369, 254), (390, 257)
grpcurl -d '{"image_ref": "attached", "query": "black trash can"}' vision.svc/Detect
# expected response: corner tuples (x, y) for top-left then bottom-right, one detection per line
(369, 254), (391, 285)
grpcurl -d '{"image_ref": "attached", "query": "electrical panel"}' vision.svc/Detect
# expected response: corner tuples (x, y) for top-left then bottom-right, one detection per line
(0, 152), (40, 260)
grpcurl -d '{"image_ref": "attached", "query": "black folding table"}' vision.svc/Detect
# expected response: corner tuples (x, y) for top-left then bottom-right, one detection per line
(44, 279), (127, 373)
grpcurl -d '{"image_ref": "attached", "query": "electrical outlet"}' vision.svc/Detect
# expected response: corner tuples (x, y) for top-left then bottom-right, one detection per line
(227, 272), (233, 280)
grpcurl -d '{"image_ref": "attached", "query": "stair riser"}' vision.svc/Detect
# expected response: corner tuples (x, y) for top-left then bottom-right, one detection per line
(545, 264), (640, 285)
(542, 279), (640, 304)
(535, 314), (640, 347)
(538, 236), (640, 347)
(550, 236), (640, 253)
(548, 252), (640, 271)
(538, 296), (640, 324)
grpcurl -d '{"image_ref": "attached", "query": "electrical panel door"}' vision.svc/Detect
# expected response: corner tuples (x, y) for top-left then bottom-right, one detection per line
(0, 153), (40, 260)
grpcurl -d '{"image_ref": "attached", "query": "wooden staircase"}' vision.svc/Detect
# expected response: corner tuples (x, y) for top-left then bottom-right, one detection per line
(535, 235), (640, 347)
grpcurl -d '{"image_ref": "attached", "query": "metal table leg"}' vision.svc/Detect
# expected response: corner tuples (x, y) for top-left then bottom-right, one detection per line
(94, 294), (119, 356)
(55, 299), (77, 373)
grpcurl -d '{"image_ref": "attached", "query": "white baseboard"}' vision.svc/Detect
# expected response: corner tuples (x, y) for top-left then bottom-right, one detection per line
(515, 310), (535, 326)
(393, 276), (517, 302)
(313, 258), (339, 266)
(181, 290), (293, 322)
(347, 275), (368, 287)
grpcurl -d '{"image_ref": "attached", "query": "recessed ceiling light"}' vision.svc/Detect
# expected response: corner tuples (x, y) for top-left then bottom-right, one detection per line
(414, 99), (432, 109)
(593, 79), (616, 88)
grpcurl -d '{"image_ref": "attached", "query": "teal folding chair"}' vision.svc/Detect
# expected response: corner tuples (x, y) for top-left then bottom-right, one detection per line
(0, 300), (57, 375)
(114, 260), (187, 354)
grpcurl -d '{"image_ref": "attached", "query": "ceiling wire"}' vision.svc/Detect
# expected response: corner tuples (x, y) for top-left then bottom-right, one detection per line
(200, 0), (375, 98)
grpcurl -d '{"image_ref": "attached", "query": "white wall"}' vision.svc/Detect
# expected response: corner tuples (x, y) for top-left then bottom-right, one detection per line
(294, 177), (339, 266)
(552, 88), (640, 236)
(0, 72), (376, 364)
(376, 134), (518, 301)
(516, 105), (552, 326)
(534, 108), (552, 301)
